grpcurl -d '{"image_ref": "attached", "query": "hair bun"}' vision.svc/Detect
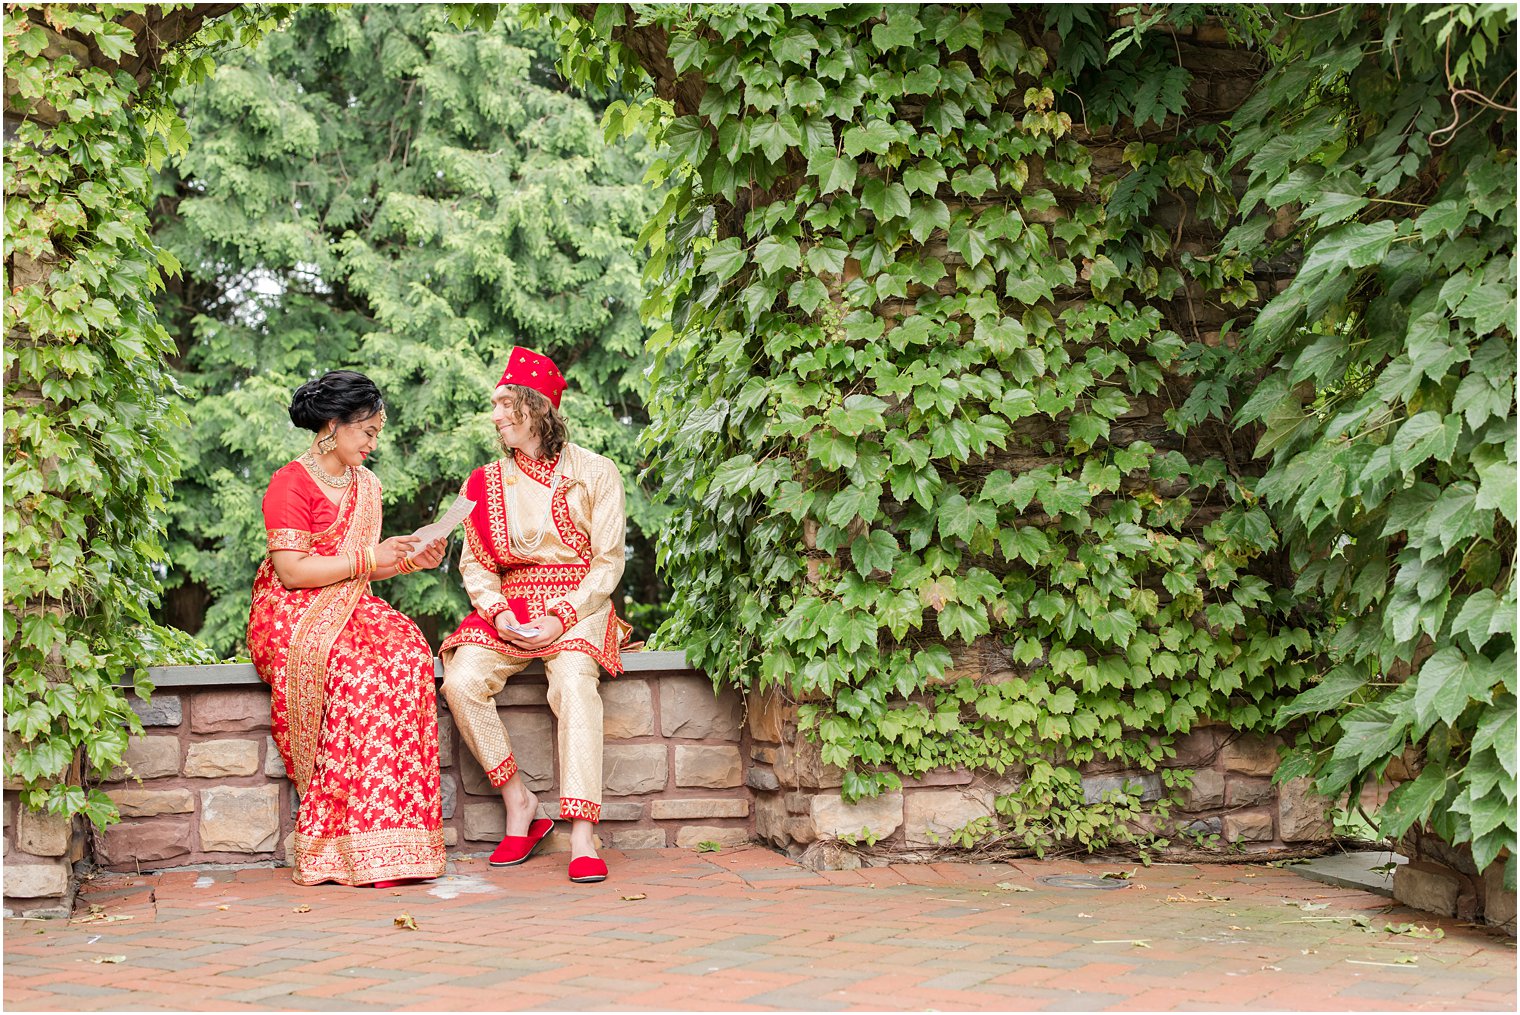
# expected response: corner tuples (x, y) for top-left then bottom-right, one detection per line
(287, 371), (384, 432)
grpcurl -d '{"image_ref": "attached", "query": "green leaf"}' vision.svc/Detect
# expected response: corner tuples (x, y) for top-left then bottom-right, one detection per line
(851, 528), (898, 575)
(871, 10), (923, 50)
(1414, 199), (1469, 239)
(861, 178), (911, 221)
(702, 238), (747, 282)
(754, 236), (802, 275)
(1380, 766), (1450, 839)
(842, 120), (901, 157)
(813, 155), (858, 195)
(1412, 648), (1494, 735)
(907, 198), (950, 243)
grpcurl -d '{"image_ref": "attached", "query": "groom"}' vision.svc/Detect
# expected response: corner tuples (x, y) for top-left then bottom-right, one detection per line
(439, 346), (631, 884)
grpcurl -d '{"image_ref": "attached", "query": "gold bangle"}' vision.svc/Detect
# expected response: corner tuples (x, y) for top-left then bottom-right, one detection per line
(365, 546), (376, 575)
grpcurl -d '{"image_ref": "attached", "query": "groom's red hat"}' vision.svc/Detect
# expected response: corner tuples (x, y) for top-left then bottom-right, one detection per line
(497, 346), (566, 409)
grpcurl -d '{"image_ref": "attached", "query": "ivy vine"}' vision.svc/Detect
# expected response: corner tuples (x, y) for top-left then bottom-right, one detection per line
(534, 3), (1315, 855)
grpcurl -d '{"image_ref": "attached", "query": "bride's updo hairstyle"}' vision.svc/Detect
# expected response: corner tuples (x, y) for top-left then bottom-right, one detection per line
(289, 371), (385, 432)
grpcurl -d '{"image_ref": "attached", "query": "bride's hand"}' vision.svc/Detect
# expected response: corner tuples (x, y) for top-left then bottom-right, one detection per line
(410, 539), (447, 570)
(374, 535), (419, 570)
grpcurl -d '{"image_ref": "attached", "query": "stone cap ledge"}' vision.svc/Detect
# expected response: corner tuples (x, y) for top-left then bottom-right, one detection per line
(136, 650), (693, 688)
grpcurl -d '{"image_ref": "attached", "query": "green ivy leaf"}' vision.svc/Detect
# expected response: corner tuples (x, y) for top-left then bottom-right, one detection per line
(851, 528), (898, 575)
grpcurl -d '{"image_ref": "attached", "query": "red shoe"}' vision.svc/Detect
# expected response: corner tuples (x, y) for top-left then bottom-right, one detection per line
(489, 818), (554, 867)
(568, 855), (608, 883)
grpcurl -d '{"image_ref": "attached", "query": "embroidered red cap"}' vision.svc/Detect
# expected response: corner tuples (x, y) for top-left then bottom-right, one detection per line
(496, 346), (567, 409)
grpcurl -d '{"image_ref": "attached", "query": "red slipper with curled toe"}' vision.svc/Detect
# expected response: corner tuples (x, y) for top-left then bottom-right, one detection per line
(370, 878), (433, 889)
(489, 818), (554, 867)
(567, 856), (607, 883)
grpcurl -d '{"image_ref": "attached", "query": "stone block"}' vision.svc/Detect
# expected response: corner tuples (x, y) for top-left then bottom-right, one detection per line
(1182, 769), (1225, 811)
(785, 792), (811, 814)
(1081, 773), (1163, 805)
(108, 736), (180, 781)
(282, 831), (295, 863)
(442, 828), (458, 847)
(496, 680), (549, 707)
(602, 680), (654, 739)
(1482, 865), (1516, 933)
(776, 738), (845, 789)
(1222, 809), (1275, 843)
(108, 789), (194, 818)
(904, 789), (995, 847)
(437, 712), (454, 768)
(603, 744), (668, 796)
(900, 768), (974, 788)
(747, 767), (781, 792)
(1220, 734), (1283, 776)
(183, 740), (260, 778)
(675, 746), (743, 789)
(264, 737), (287, 778)
(650, 798), (750, 820)
(461, 802), (505, 841)
(441, 775), (457, 820)
(612, 829), (667, 850)
(1394, 861), (1462, 918)
(129, 694), (183, 728)
(747, 687), (789, 743)
(1180, 816), (1222, 837)
(16, 806), (70, 856)
(755, 794), (788, 844)
(810, 792), (903, 840)
(3, 861), (69, 899)
(98, 818), (193, 865)
(459, 713), (554, 794)
(599, 801), (645, 822)
(750, 745), (778, 765)
(1277, 776), (1332, 842)
(659, 676), (743, 740)
(200, 785), (281, 852)
(503, 712), (555, 791)
(190, 690), (271, 733)
(675, 825), (752, 849)
(1226, 776), (1275, 807)
(1170, 728), (1221, 767)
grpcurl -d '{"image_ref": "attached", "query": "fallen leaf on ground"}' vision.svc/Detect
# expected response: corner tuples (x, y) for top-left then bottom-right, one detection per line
(696, 841), (722, 852)
(216, 905), (230, 911)
(995, 882), (1033, 892)
(1100, 869), (1135, 880)
(292, 905), (311, 914)
(1385, 922), (1444, 940)
(91, 955), (126, 964)
(1091, 939), (1150, 948)
(620, 893), (647, 902)
(394, 913), (418, 930)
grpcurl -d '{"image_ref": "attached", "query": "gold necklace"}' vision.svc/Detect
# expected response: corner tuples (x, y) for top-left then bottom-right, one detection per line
(298, 449), (352, 489)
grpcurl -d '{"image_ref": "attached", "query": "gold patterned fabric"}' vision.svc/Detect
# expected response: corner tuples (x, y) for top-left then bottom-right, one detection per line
(443, 643), (605, 822)
(439, 445), (631, 673)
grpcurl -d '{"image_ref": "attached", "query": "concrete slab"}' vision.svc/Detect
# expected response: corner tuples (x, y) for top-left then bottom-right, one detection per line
(1290, 848), (1406, 897)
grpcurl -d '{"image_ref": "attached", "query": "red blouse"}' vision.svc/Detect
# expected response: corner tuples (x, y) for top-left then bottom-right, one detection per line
(263, 461), (340, 553)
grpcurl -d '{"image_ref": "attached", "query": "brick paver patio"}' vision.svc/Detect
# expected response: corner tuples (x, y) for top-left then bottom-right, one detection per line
(4, 846), (1514, 1011)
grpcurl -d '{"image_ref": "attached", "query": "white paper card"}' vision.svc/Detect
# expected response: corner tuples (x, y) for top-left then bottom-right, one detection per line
(407, 494), (475, 559)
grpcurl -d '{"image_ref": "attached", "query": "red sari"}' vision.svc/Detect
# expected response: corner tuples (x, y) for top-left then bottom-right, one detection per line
(247, 460), (445, 886)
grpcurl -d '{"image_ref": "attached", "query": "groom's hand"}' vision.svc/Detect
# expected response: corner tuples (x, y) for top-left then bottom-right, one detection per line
(515, 616), (565, 650)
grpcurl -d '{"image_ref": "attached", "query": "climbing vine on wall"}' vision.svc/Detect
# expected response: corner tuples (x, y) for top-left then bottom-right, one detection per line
(1208, 5), (1516, 882)
(534, 3), (1315, 855)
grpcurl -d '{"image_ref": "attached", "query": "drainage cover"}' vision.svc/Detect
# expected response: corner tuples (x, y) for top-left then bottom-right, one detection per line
(1035, 874), (1131, 890)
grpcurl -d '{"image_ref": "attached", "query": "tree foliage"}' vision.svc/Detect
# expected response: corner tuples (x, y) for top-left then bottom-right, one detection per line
(531, 2), (1315, 855)
(153, 4), (662, 653)
(1206, 4), (1516, 883)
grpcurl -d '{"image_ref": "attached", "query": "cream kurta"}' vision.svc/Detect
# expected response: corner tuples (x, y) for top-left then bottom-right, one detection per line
(440, 443), (630, 672)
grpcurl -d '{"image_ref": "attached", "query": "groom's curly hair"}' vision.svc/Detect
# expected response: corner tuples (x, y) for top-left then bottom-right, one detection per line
(499, 384), (568, 462)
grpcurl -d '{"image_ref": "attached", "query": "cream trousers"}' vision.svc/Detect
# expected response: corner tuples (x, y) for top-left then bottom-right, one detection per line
(441, 645), (604, 823)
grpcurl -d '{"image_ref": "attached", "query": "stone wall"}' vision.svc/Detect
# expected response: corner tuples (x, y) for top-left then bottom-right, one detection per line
(2, 652), (750, 912)
(746, 686), (1332, 857)
(2, 775), (88, 918)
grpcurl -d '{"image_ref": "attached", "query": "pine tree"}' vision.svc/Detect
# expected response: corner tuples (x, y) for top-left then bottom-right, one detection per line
(153, 4), (662, 651)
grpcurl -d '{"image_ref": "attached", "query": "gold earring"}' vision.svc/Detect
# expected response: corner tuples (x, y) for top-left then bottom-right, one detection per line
(318, 428), (338, 454)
